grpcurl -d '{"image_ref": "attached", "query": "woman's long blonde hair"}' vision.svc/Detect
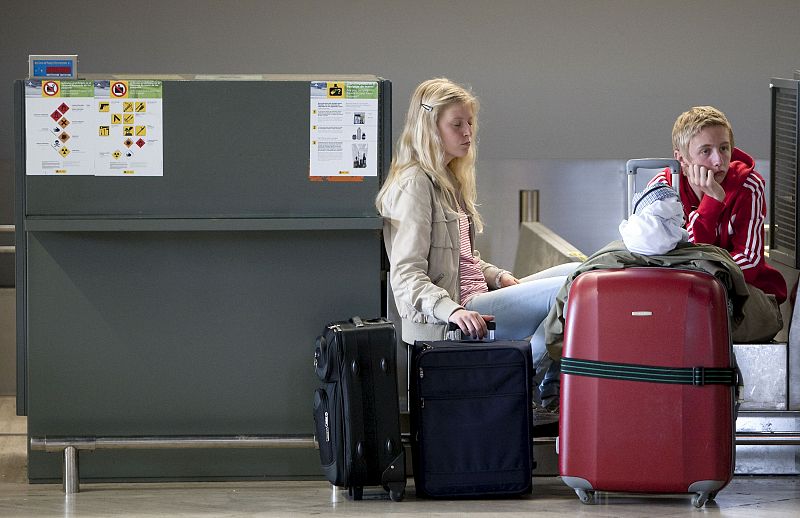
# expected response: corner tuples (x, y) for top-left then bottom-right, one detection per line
(376, 78), (483, 231)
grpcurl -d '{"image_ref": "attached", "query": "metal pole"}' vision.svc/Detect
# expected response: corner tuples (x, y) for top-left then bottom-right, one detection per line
(32, 434), (319, 494)
(62, 446), (79, 495)
(519, 190), (540, 223)
(0, 225), (13, 254)
(735, 432), (800, 445)
(31, 435), (318, 452)
(626, 172), (636, 217)
(331, 484), (343, 503)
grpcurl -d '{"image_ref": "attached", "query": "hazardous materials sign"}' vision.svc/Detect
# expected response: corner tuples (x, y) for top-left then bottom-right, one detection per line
(24, 79), (164, 176)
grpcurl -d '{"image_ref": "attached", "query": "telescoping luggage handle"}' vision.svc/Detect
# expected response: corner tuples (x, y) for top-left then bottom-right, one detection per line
(446, 321), (496, 341)
(625, 158), (681, 217)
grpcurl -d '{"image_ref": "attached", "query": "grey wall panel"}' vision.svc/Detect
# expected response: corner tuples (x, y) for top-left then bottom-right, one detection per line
(18, 75), (390, 481)
(25, 80), (383, 218)
(26, 230), (380, 436)
(25, 229), (381, 480)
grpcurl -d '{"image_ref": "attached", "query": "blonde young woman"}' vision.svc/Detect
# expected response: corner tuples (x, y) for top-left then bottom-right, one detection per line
(376, 78), (577, 412)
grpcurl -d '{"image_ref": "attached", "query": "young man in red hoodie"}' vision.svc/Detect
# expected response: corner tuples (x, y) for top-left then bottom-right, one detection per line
(649, 105), (786, 342)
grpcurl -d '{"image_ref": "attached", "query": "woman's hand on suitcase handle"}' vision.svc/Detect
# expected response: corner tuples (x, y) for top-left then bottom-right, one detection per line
(449, 309), (495, 339)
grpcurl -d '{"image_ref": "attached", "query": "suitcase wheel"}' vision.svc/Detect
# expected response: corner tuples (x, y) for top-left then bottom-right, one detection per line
(692, 492), (710, 508)
(384, 481), (406, 502)
(576, 488), (596, 505)
(389, 487), (405, 502)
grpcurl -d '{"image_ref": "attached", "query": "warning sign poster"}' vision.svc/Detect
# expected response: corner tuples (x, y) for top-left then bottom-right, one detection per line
(309, 81), (379, 180)
(94, 79), (163, 176)
(24, 79), (96, 175)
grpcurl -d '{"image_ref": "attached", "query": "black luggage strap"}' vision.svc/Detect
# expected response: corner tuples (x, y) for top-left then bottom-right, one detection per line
(561, 357), (738, 386)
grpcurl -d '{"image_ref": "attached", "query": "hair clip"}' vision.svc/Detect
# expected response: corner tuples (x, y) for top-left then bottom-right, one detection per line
(420, 103), (433, 112)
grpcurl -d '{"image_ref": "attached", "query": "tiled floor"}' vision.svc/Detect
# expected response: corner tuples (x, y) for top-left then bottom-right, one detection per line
(1, 397), (799, 517)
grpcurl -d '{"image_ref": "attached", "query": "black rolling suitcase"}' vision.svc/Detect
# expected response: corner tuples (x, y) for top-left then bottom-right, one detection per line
(313, 316), (406, 501)
(410, 323), (534, 498)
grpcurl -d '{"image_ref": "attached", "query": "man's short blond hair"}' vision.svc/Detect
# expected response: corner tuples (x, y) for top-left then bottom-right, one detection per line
(672, 106), (734, 159)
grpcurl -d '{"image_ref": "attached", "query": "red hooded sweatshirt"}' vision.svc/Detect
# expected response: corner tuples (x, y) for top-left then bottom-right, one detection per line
(649, 148), (787, 303)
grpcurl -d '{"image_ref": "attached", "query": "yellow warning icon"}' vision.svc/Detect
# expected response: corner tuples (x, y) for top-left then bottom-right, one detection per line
(112, 114), (122, 124)
(135, 125), (146, 136)
(135, 102), (146, 112)
(123, 126), (134, 136)
(99, 102), (110, 112)
(123, 113), (134, 124)
(327, 82), (345, 98)
(123, 102), (134, 112)
(112, 150), (122, 159)
(59, 147), (70, 157)
(99, 126), (110, 136)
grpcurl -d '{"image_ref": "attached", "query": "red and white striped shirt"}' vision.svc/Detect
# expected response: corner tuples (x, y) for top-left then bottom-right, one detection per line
(457, 209), (489, 305)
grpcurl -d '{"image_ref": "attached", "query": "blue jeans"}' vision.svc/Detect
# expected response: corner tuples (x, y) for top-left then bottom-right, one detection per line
(464, 261), (579, 401)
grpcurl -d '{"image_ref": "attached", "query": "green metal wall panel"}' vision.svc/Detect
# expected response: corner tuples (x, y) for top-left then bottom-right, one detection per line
(17, 77), (391, 481)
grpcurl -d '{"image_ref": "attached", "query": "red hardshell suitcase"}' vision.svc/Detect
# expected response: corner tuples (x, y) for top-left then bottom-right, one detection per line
(558, 267), (737, 507)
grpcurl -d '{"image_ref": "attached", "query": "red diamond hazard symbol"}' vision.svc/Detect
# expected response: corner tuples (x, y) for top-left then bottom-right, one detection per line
(136, 138), (146, 148)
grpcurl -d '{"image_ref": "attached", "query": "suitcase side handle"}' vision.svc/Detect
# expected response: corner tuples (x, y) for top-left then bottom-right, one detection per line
(625, 158), (681, 217)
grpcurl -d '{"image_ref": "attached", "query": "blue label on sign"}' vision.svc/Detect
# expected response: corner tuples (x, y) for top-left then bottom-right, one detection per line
(32, 60), (75, 78)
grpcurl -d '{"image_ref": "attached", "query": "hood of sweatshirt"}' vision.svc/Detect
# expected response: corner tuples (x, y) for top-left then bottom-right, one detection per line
(680, 147), (755, 210)
(721, 147), (756, 195)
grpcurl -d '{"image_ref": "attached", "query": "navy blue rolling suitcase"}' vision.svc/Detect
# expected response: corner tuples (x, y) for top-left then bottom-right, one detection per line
(410, 323), (535, 498)
(313, 316), (406, 501)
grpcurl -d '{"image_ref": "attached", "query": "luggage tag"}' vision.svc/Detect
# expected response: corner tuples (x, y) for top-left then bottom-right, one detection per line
(446, 321), (496, 341)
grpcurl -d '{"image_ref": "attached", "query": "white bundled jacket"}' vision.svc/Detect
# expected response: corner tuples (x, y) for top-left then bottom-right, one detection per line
(619, 198), (689, 255)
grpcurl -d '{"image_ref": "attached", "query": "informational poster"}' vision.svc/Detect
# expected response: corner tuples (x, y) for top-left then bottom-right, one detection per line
(94, 79), (164, 176)
(25, 79), (164, 177)
(309, 81), (378, 179)
(25, 79), (96, 175)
